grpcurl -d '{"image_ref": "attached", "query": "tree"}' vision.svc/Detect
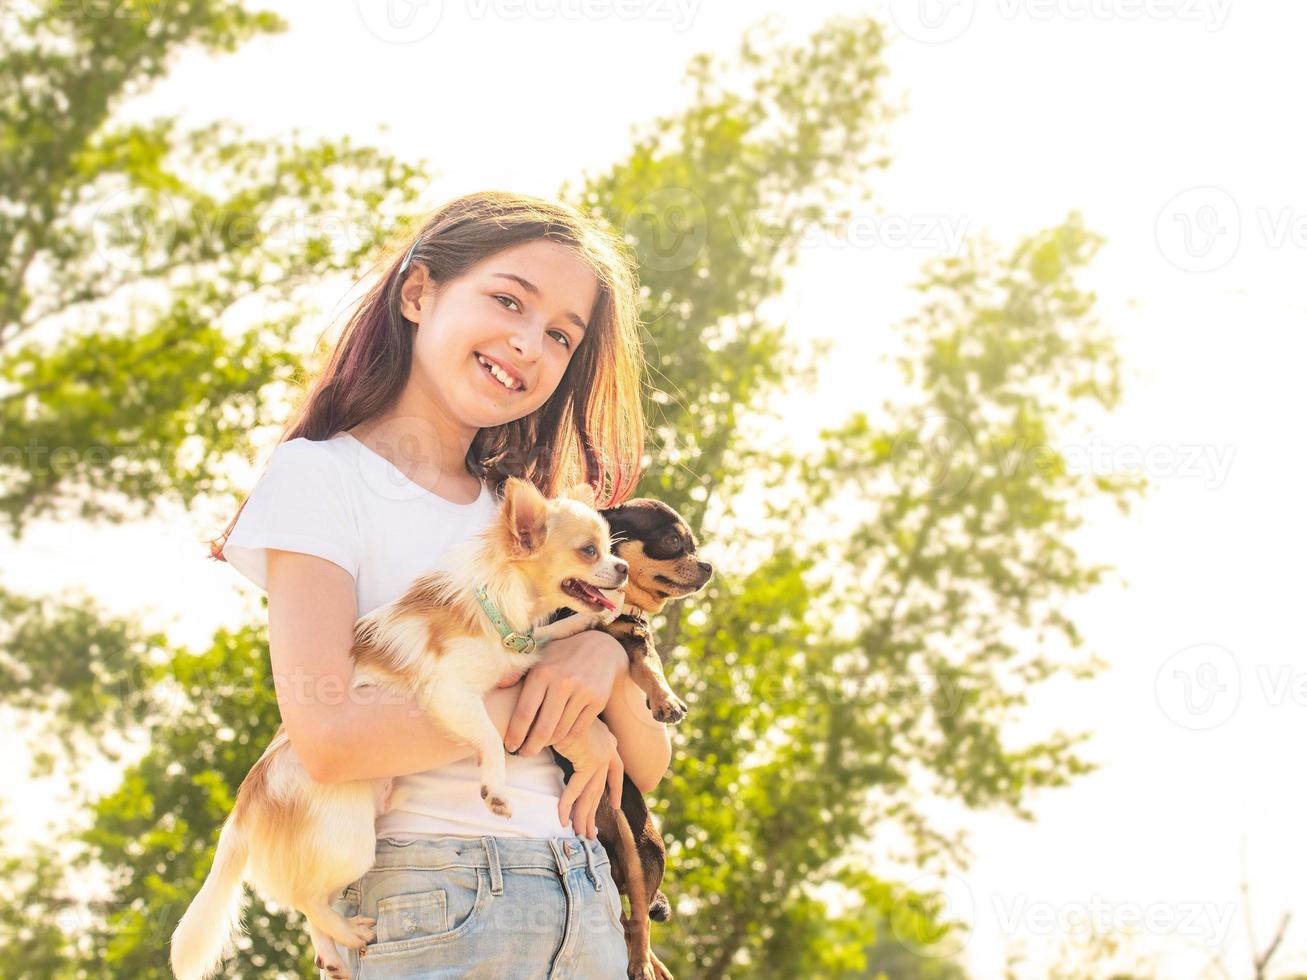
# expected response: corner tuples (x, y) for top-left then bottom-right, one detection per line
(619, 210), (1144, 978)
(0, 0), (425, 536)
(0, 7), (1143, 979)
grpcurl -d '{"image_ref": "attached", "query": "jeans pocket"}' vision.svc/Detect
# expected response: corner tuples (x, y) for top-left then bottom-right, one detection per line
(362, 865), (488, 957)
(376, 890), (447, 944)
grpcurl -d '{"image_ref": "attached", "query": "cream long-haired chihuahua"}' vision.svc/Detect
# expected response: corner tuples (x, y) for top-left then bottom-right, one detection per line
(170, 476), (628, 980)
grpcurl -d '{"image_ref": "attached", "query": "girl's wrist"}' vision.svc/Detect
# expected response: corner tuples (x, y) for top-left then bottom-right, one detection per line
(607, 642), (628, 689)
(606, 659), (637, 711)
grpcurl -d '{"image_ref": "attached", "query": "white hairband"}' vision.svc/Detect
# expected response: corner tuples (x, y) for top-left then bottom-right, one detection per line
(399, 238), (420, 273)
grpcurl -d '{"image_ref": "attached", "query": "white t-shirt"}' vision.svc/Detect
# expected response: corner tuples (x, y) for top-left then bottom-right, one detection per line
(223, 430), (571, 840)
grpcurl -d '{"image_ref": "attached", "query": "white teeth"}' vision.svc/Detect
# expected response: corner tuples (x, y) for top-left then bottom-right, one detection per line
(476, 354), (521, 391)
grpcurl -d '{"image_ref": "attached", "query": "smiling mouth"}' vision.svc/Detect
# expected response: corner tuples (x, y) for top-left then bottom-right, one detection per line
(561, 578), (616, 612)
(474, 352), (526, 393)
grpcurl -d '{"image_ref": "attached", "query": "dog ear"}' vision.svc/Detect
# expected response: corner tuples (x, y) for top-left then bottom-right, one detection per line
(504, 477), (548, 555)
(561, 482), (597, 511)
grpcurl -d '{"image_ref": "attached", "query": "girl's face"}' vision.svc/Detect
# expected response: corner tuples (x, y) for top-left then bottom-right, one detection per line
(399, 239), (599, 433)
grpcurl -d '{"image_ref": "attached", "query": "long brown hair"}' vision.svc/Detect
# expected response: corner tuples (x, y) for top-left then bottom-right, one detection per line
(208, 190), (646, 563)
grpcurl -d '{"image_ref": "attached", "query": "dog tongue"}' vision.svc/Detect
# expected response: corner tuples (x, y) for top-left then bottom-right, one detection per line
(578, 580), (616, 611)
(573, 579), (619, 612)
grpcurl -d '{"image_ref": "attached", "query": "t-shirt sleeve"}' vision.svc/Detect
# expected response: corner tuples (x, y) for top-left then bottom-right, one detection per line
(223, 440), (360, 592)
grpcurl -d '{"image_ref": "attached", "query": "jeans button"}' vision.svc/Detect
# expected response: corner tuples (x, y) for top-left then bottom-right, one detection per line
(563, 841), (574, 857)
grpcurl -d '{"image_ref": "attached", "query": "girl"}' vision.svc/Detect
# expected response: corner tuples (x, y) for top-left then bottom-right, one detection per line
(208, 191), (668, 978)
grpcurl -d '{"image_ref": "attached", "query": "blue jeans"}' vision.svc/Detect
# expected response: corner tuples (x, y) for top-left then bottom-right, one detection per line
(320, 835), (629, 979)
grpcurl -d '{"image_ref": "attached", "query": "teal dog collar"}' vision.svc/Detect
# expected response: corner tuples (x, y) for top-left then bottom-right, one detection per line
(473, 584), (545, 655)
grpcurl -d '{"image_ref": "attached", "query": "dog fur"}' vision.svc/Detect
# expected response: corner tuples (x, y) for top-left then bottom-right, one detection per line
(548, 498), (713, 980)
(169, 477), (627, 980)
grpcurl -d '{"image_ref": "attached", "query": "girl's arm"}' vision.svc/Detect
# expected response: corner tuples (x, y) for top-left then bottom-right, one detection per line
(267, 547), (524, 782)
(602, 671), (673, 794)
(265, 548), (658, 801)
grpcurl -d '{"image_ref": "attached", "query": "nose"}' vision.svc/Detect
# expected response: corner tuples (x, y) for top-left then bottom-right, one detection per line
(613, 559), (628, 578)
(508, 319), (545, 362)
(697, 559), (713, 575)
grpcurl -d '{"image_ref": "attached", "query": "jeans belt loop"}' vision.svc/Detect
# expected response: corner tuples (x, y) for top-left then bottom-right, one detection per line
(481, 836), (504, 896)
(582, 837), (600, 891)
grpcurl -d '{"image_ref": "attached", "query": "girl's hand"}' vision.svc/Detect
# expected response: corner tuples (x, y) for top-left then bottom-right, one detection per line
(504, 633), (627, 756)
(494, 667), (528, 689)
(552, 718), (623, 839)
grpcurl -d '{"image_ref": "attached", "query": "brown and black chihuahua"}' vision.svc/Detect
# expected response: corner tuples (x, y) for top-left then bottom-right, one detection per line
(540, 497), (712, 980)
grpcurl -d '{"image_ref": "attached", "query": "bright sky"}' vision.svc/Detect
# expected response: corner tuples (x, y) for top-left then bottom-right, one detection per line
(4, 1), (1305, 976)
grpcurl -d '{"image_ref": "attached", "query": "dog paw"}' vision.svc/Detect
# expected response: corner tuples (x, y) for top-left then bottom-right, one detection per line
(481, 783), (513, 818)
(597, 588), (625, 624)
(316, 950), (353, 980)
(648, 948), (674, 980)
(343, 915), (376, 948)
(650, 694), (688, 724)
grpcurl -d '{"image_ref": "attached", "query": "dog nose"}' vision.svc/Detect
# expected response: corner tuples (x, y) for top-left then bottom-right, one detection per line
(697, 559), (713, 575)
(613, 559), (628, 576)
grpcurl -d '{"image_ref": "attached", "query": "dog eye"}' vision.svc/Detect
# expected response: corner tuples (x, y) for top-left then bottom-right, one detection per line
(581, 544), (598, 558)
